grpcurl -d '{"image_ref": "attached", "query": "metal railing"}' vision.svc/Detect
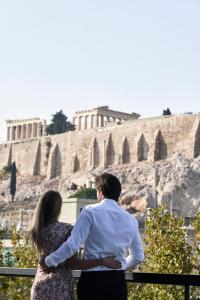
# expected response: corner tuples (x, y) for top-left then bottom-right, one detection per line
(0, 268), (200, 300)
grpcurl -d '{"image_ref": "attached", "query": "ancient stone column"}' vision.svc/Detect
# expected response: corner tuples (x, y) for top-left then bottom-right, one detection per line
(42, 120), (47, 136)
(6, 127), (8, 141)
(90, 115), (94, 129)
(33, 123), (37, 137)
(16, 126), (19, 140)
(9, 127), (12, 141)
(84, 116), (88, 130)
(11, 126), (16, 141)
(31, 123), (33, 138)
(21, 125), (24, 139)
(27, 124), (32, 138)
(10, 127), (13, 141)
(36, 123), (39, 137)
(16, 126), (22, 139)
(94, 115), (99, 128)
(81, 117), (84, 130)
(99, 115), (104, 127)
(22, 124), (27, 139)
(78, 117), (82, 130)
(38, 123), (43, 136)
(96, 116), (99, 127)
(19, 126), (22, 139)
(7, 127), (11, 141)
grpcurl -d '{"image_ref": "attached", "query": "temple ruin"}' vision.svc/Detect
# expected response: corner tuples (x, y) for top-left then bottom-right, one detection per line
(6, 118), (47, 142)
(72, 106), (140, 130)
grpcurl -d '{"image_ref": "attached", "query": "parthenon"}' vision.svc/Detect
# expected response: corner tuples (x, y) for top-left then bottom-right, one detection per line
(6, 118), (46, 142)
(72, 106), (140, 130)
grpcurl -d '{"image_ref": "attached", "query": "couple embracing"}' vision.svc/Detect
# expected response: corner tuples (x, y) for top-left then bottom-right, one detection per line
(30, 173), (144, 300)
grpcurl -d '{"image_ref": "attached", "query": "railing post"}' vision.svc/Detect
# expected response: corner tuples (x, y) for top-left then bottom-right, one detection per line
(185, 285), (190, 300)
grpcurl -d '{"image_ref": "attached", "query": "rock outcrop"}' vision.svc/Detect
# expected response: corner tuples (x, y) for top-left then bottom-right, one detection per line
(0, 153), (200, 228)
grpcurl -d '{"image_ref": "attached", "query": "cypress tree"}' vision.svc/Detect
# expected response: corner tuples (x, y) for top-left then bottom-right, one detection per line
(10, 161), (17, 202)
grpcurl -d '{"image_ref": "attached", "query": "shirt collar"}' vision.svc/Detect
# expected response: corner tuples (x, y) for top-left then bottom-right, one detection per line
(101, 198), (120, 207)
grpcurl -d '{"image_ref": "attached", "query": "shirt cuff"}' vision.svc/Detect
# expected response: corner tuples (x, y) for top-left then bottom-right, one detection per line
(45, 255), (58, 267)
(125, 256), (134, 270)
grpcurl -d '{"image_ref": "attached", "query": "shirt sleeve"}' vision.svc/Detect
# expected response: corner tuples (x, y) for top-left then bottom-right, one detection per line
(125, 219), (144, 270)
(45, 208), (92, 267)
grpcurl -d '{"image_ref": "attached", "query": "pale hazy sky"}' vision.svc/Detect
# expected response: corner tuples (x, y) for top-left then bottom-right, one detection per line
(0, 0), (200, 141)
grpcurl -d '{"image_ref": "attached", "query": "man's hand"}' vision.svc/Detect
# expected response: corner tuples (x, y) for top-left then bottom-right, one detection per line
(102, 256), (122, 269)
(39, 257), (55, 273)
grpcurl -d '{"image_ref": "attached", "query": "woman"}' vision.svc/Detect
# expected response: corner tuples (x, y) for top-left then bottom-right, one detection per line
(29, 190), (120, 300)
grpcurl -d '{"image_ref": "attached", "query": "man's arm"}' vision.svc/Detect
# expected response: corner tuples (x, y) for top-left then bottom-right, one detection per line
(125, 219), (144, 270)
(45, 208), (92, 267)
(68, 254), (122, 270)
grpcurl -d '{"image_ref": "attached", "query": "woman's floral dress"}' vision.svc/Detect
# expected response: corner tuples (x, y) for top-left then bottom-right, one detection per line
(31, 222), (74, 300)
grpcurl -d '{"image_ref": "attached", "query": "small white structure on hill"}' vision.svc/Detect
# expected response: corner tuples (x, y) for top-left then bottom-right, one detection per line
(59, 198), (98, 225)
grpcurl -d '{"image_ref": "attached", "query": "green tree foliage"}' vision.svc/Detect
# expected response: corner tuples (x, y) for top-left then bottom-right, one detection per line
(129, 206), (196, 300)
(186, 213), (200, 299)
(0, 227), (38, 299)
(0, 164), (12, 180)
(163, 108), (172, 115)
(193, 212), (200, 235)
(0, 230), (7, 296)
(0, 230), (4, 266)
(46, 110), (75, 135)
(193, 212), (200, 275)
(3, 163), (12, 174)
(0, 229), (14, 296)
(69, 188), (97, 199)
(10, 161), (17, 202)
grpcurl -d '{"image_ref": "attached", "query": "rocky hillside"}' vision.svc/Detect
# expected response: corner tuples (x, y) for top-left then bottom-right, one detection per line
(0, 153), (200, 228)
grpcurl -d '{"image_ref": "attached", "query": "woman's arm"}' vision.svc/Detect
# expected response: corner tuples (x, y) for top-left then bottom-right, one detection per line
(68, 254), (121, 270)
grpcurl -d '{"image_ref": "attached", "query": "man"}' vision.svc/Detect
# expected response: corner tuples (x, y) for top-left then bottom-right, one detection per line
(45, 173), (144, 300)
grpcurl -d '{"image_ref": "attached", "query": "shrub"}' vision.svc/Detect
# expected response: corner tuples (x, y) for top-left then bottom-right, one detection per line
(128, 206), (195, 300)
(69, 188), (97, 199)
(0, 227), (38, 299)
(3, 164), (12, 174)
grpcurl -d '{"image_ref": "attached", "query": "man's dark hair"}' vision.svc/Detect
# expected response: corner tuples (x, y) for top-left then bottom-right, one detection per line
(95, 173), (121, 202)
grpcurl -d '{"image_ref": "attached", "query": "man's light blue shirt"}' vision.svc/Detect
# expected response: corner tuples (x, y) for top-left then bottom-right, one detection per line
(45, 198), (144, 270)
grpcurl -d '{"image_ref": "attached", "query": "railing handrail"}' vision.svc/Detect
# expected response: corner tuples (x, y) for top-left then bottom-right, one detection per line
(0, 267), (199, 286)
(126, 272), (200, 286)
(0, 267), (199, 300)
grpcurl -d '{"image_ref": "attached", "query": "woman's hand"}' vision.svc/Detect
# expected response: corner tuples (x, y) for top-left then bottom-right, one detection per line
(102, 256), (122, 269)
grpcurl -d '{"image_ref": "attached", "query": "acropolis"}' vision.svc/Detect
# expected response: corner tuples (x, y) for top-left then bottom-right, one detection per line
(0, 106), (200, 228)
(6, 106), (140, 142)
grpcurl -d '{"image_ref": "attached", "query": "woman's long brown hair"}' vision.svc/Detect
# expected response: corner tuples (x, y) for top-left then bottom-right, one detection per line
(29, 190), (62, 251)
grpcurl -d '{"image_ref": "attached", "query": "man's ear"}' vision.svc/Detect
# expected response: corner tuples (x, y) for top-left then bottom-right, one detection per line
(97, 190), (104, 201)
(100, 192), (105, 200)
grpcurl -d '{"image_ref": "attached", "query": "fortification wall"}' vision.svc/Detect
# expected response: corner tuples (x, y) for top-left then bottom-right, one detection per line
(0, 143), (11, 167)
(0, 113), (200, 178)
